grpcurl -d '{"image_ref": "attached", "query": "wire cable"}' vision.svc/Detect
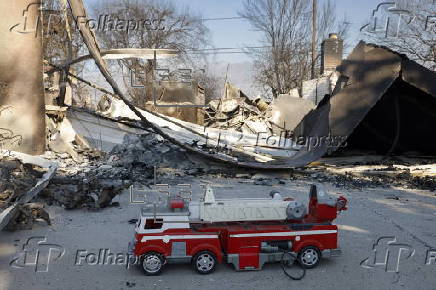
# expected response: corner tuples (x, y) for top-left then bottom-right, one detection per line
(281, 251), (306, 280)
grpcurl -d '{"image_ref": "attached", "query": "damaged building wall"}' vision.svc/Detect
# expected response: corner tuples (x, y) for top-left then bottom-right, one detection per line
(144, 105), (204, 125)
(271, 34), (342, 130)
(223, 81), (246, 99)
(299, 33), (342, 105)
(301, 73), (338, 105)
(0, 0), (46, 154)
(66, 109), (148, 152)
(145, 81), (205, 125)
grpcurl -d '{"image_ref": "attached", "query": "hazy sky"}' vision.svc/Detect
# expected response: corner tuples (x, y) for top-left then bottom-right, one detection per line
(173, 0), (384, 62)
(170, 0), (386, 95)
(84, 0), (391, 96)
(87, 0), (386, 62)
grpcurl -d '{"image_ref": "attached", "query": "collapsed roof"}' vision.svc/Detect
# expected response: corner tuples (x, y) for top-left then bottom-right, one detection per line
(294, 41), (436, 157)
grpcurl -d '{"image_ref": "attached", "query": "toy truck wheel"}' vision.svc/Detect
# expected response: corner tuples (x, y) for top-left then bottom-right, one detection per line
(193, 251), (217, 274)
(141, 252), (164, 275)
(298, 246), (321, 269)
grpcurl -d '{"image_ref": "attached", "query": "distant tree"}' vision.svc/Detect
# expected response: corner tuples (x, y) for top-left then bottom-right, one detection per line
(239, 0), (348, 98)
(42, 0), (87, 105)
(361, 0), (435, 70)
(42, 0), (83, 65)
(92, 0), (213, 107)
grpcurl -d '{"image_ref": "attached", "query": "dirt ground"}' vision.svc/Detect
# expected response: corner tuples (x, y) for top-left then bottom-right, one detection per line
(0, 177), (435, 290)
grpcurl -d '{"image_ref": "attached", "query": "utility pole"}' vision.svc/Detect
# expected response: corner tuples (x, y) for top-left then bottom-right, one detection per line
(311, 0), (317, 79)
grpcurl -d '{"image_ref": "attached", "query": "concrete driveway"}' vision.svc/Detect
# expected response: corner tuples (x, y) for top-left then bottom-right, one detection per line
(1, 178), (435, 290)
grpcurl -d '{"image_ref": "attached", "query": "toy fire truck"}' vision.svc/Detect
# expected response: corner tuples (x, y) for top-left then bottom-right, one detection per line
(128, 184), (347, 275)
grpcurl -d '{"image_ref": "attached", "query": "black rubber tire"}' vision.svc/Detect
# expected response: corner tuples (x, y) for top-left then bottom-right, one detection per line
(192, 251), (217, 274)
(141, 252), (164, 276)
(298, 246), (321, 269)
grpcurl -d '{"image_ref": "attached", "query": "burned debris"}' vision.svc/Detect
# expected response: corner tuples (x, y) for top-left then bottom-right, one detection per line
(0, 156), (45, 213)
(1, 0), (435, 235)
(2, 1), (436, 289)
(205, 82), (273, 135)
(0, 152), (56, 231)
(3, 39), (436, 230)
(4, 203), (51, 231)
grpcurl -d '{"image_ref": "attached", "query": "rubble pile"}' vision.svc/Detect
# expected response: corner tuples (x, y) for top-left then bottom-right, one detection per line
(301, 171), (388, 189)
(205, 98), (272, 134)
(0, 156), (45, 211)
(107, 132), (235, 179)
(0, 155), (53, 231)
(38, 131), (231, 210)
(5, 203), (51, 231)
(107, 133), (195, 178)
(39, 147), (125, 209)
(380, 170), (436, 191)
(204, 82), (272, 134)
(293, 159), (436, 191)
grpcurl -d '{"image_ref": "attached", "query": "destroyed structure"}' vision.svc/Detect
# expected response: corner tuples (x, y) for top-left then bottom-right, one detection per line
(293, 41), (436, 156)
(1, 0), (436, 232)
(205, 82), (272, 134)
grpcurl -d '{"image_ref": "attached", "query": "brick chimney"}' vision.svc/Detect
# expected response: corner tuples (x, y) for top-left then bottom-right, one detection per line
(320, 33), (343, 75)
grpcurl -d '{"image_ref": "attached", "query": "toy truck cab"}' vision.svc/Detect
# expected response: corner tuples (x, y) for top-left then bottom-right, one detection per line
(130, 201), (223, 275)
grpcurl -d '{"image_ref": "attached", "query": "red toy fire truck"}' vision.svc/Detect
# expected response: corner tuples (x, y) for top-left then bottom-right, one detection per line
(128, 184), (347, 275)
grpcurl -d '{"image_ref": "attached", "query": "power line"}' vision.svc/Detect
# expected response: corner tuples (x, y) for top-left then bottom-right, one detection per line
(201, 16), (247, 21)
(185, 46), (273, 55)
(200, 15), (269, 21)
(186, 46), (271, 52)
